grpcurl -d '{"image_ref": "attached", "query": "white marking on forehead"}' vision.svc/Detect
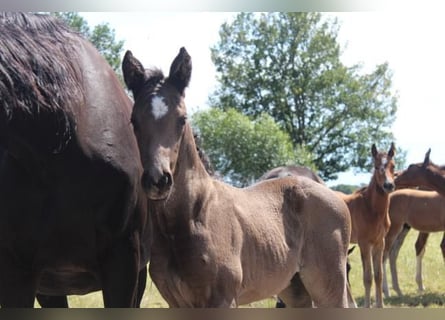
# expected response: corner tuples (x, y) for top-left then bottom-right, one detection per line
(381, 157), (388, 166)
(151, 95), (168, 120)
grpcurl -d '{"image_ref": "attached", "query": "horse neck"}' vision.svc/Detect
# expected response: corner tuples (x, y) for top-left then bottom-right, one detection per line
(150, 124), (211, 237)
(422, 168), (445, 197)
(167, 124), (211, 207)
(364, 174), (390, 216)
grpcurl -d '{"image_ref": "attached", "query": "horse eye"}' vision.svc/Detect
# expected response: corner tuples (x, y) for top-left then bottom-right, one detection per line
(179, 116), (187, 126)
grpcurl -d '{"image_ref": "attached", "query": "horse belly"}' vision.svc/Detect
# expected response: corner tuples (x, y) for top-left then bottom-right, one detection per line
(237, 247), (300, 305)
(38, 269), (101, 296)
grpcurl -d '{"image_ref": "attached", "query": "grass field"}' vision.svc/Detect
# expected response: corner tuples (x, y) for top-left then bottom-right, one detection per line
(40, 229), (445, 308)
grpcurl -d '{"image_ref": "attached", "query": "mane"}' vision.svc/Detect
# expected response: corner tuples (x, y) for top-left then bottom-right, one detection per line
(193, 131), (214, 176)
(137, 68), (165, 101)
(0, 12), (84, 148)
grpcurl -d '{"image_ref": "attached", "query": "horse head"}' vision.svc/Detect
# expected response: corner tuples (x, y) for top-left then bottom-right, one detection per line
(123, 47), (192, 200)
(394, 148), (445, 189)
(371, 142), (396, 193)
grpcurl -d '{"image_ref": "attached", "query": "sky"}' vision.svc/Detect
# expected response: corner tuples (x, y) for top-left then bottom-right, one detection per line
(79, 12), (445, 186)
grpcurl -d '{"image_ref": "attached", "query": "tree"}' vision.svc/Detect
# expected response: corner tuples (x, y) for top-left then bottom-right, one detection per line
(53, 12), (124, 77)
(211, 12), (401, 180)
(192, 108), (314, 187)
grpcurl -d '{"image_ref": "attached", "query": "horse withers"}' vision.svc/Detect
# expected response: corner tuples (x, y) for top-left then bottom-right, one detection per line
(0, 13), (149, 307)
(123, 47), (352, 307)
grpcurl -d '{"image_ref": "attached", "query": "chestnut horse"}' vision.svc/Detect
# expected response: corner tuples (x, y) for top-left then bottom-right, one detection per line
(382, 189), (445, 297)
(336, 143), (396, 308)
(0, 13), (150, 307)
(395, 149), (445, 195)
(123, 47), (352, 307)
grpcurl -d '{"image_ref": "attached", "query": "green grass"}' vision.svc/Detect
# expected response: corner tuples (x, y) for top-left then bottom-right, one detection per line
(37, 230), (445, 308)
(348, 231), (445, 308)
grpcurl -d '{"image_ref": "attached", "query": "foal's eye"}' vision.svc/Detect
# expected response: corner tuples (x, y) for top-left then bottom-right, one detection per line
(178, 116), (187, 126)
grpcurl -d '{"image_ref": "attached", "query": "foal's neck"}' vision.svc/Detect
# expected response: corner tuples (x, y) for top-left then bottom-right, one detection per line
(165, 124), (211, 208)
(365, 175), (390, 215)
(151, 125), (210, 236)
(422, 168), (445, 197)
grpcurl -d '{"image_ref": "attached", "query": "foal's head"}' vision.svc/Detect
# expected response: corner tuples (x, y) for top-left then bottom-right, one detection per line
(371, 142), (396, 194)
(395, 148), (443, 189)
(122, 47), (191, 200)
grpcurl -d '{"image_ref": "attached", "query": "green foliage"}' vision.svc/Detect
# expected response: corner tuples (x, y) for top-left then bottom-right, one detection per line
(211, 12), (402, 180)
(53, 12), (124, 77)
(192, 108), (314, 186)
(331, 184), (363, 194)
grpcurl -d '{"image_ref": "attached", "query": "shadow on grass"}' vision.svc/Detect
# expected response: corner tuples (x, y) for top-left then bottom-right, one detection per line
(354, 292), (445, 308)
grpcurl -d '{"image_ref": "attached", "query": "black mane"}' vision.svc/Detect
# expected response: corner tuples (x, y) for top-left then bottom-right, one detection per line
(0, 12), (86, 152)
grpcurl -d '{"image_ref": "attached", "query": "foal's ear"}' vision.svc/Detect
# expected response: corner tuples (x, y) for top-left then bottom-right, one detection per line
(122, 50), (146, 98)
(423, 148), (432, 167)
(388, 142), (395, 158)
(168, 47), (192, 96)
(371, 144), (378, 158)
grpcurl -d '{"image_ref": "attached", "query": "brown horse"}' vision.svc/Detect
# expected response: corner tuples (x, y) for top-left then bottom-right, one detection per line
(336, 143), (396, 307)
(0, 13), (150, 307)
(123, 47), (352, 307)
(259, 165), (356, 308)
(395, 149), (445, 195)
(382, 189), (445, 297)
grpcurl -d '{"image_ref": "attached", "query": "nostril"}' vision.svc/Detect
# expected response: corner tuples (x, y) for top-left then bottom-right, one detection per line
(155, 172), (172, 190)
(383, 182), (395, 191)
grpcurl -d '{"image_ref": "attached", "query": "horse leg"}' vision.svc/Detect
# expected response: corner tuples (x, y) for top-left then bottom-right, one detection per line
(0, 255), (37, 307)
(36, 294), (69, 308)
(415, 232), (429, 292)
(359, 243), (373, 308)
(372, 239), (385, 308)
(440, 232), (445, 264)
(389, 224), (410, 296)
(135, 266), (148, 307)
(383, 222), (406, 298)
(278, 273), (313, 308)
(100, 232), (140, 307)
(275, 297), (287, 308)
(297, 238), (349, 308)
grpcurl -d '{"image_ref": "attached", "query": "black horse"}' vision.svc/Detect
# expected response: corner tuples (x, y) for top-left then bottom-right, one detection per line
(0, 13), (150, 307)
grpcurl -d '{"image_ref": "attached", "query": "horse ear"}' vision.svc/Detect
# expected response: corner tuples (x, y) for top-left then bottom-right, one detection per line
(371, 144), (378, 158)
(423, 148), (431, 167)
(122, 50), (146, 98)
(388, 142), (395, 158)
(168, 47), (192, 95)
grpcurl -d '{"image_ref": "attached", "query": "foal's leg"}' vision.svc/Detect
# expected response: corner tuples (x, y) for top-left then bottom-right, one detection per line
(441, 232), (445, 263)
(278, 273), (313, 308)
(415, 232), (429, 292)
(358, 243), (373, 308)
(372, 239), (385, 308)
(382, 222), (406, 298)
(388, 225), (410, 297)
